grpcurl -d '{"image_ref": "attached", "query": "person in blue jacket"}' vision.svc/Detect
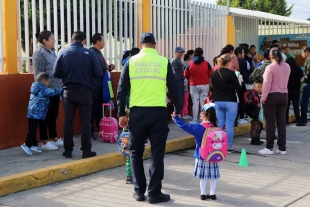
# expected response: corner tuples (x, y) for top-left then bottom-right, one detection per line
(173, 103), (220, 201)
(21, 72), (62, 155)
(122, 48), (140, 108)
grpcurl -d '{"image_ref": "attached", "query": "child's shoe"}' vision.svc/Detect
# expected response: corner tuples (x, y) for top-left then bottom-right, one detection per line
(126, 176), (133, 184)
(30, 146), (42, 153)
(41, 142), (58, 151)
(200, 195), (207, 200)
(21, 144), (32, 155)
(238, 119), (248, 125)
(207, 194), (217, 200)
(227, 148), (234, 153)
(52, 138), (64, 147)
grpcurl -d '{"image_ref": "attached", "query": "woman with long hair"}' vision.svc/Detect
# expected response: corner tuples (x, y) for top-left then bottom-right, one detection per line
(211, 54), (242, 153)
(33, 30), (63, 151)
(213, 44), (239, 71)
(183, 49), (195, 66)
(259, 48), (290, 155)
(184, 48), (213, 123)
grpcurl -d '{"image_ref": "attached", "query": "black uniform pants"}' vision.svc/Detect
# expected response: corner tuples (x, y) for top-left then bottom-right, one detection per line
(286, 91), (301, 123)
(25, 118), (48, 147)
(129, 110), (169, 196)
(63, 88), (93, 152)
(90, 89), (103, 133)
(44, 95), (60, 139)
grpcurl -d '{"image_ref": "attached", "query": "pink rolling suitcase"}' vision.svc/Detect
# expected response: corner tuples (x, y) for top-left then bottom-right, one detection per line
(99, 103), (118, 143)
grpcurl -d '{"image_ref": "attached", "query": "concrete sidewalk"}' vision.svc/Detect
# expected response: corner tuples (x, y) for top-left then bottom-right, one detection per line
(1, 123), (310, 207)
(0, 123), (185, 177)
(0, 114), (297, 197)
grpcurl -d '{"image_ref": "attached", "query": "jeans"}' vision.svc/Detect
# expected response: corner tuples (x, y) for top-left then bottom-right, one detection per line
(25, 118), (48, 147)
(286, 91), (301, 123)
(63, 88), (93, 152)
(190, 85), (209, 122)
(215, 101), (238, 148)
(129, 113), (169, 196)
(300, 83), (310, 122)
(43, 95), (60, 139)
(90, 89), (103, 134)
(263, 93), (287, 151)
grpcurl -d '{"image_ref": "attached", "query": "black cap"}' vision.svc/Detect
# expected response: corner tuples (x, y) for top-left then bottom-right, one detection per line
(140, 32), (156, 44)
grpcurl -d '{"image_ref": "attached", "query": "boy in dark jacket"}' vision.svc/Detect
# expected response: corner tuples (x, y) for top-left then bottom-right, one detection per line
(21, 73), (62, 155)
(244, 81), (264, 145)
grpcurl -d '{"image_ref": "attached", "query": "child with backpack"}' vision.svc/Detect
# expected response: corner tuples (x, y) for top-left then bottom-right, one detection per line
(244, 81), (264, 145)
(173, 103), (222, 201)
(21, 72), (62, 155)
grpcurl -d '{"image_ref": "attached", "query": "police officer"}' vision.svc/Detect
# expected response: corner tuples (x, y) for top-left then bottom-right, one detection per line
(117, 33), (181, 204)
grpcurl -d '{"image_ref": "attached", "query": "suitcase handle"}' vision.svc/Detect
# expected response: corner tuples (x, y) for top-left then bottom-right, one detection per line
(102, 103), (112, 118)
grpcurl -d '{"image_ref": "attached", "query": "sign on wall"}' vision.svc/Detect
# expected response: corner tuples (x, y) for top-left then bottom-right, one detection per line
(259, 34), (310, 67)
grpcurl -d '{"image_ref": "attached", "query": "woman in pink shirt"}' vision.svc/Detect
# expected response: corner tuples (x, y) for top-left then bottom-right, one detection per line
(213, 45), (239, 71)
(259, 48), (290, 156)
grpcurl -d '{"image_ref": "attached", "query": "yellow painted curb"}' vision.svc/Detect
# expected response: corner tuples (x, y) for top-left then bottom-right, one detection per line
(0, 114), (295, 197)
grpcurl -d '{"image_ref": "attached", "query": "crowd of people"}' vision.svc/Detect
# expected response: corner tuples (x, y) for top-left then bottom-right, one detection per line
(19, 29), (310, 203)
(167, 42), (310, 154)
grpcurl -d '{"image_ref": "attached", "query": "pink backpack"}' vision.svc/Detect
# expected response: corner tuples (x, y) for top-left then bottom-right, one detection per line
(199, 122), (228, 163)
(99, 103), (118, 143)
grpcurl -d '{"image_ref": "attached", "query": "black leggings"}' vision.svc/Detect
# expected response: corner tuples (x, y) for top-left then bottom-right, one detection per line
(43, 95), (60, 140)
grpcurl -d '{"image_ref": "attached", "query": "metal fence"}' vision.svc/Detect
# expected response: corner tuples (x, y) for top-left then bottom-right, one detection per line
(18, 0), (142, 72)
(151, 0), (227, 63)
(0, 0), (3, 72)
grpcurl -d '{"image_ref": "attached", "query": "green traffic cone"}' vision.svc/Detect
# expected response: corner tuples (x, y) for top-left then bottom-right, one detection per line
(238, 148), (249, 167)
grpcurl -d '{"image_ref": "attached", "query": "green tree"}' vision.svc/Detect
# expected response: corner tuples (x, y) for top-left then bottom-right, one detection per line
(217, 0), (293, 16)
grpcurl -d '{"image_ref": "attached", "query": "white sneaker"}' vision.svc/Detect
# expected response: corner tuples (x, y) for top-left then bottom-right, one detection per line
(30, 146), (42, 153)
(41, 142), (58, 151)
(276, 149), (287, 155)
(238, 119), (248, 125)
(258, 148), (274, 155)
(52, 139), (64, 147)
(21, 144), (32, 155)
(182, 115), (192, 120)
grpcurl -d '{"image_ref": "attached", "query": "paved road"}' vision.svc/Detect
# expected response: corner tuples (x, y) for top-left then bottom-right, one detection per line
(1, 124), (310, 207)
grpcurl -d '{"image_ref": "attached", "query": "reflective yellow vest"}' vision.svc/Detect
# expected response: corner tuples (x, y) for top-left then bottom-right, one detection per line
(129, 48), (168, 108)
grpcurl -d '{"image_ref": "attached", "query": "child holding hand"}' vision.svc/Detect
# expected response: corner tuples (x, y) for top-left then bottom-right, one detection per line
(21, 72), (63, 155)
(173, 103), (220, 200)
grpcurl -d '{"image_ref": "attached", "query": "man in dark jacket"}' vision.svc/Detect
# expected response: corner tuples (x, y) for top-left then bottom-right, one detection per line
(171, 47), (185, 108)
(89, 33), (115, 140)
(53, 31), (102, 159)
(301, 47), (310, 123)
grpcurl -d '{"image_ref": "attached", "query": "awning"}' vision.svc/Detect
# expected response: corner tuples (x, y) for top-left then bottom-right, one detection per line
(230, 8), (310, 25)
